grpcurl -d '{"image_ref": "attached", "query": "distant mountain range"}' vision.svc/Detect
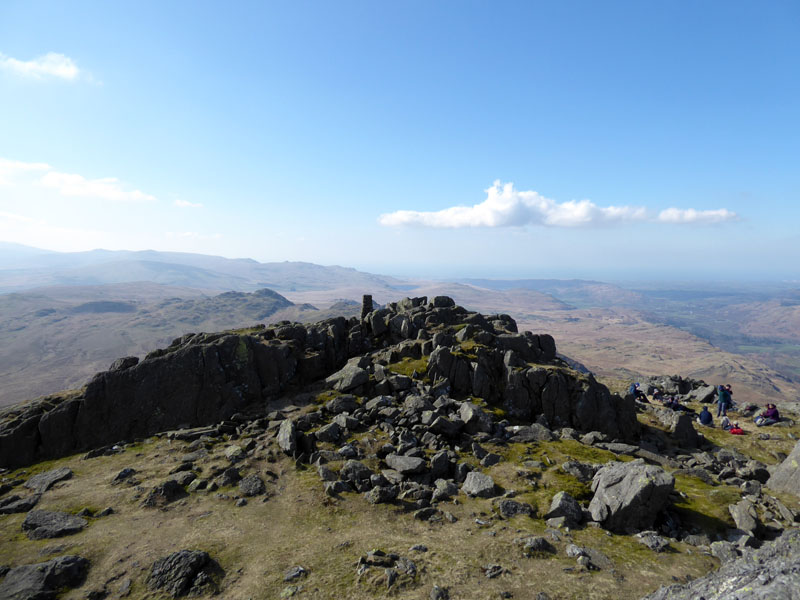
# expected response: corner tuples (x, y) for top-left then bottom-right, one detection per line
(0, 243), (406, 294)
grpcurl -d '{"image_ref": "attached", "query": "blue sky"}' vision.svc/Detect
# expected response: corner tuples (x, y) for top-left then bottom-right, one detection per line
(1, 1), (798, 280)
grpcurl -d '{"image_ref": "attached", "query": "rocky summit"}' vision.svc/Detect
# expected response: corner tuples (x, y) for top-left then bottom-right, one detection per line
(0, 295), (799, 599)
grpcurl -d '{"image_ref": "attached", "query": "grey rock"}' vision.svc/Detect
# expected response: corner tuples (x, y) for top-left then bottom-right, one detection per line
(142, 480), (189, 507)
(430, 585), (450, 600)
(588, 460), (674, 532)
(215, 467), (241, 487)
(385, 454), (427, 476)
(461, 472), (498, 498)
(22, 510), (87, 540)
(284, 566), (307, 581)
(326, 364), (369, 392)
(147, 549), (218, 597)
(0, 493), (40, 514)
(545, 491), (583, 526)
(729, 499), (761, 534)
(24, 467), (72, 494)
(432, 479), (459, 502)
(0, 555), (89, 600)
(277, 419), (297, 455)
(635, 531), (671, 552)
(365, 485), (398, 504)
(168, 471), (196, 487)
(111, 467), (137, 484)
(238, 474), (266, 497)
(480, 453), (501, 467)
(518, 536), (556, 556)
(325, 395), (360, 415)
(340, 460), (374, 482)
(561, 460), (598, 483)
(494, 499), (535, 518)
(710, 540), (739, 563)
(508, 424), (556, 442)
(643, 529), (800, 600)
(766, 440), (800, 498)
(315, 422), (342, 444)
(458, 402), (493, 434)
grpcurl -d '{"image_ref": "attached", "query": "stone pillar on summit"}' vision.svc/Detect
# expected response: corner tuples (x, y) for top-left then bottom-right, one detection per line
(361, 295), (373, 320)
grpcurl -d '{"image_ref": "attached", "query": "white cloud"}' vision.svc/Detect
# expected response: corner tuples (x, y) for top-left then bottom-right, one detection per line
(0, 158), (51, 184)
(379, 181), (648, 228)
(174, 199), (203, 208)
(40, 171), (157, 203)
(379, 180), (738, 228)
(657, 207), (738, 224)
(166, 231), (222, 240)
(0, 52), (81, 80)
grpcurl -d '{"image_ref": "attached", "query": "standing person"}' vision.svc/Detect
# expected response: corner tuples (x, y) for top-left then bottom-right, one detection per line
(716, 384), (730, 417)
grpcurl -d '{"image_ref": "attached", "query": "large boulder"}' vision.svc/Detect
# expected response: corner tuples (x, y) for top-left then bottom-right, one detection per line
(461, 472), (498, 498)
(766, 439), (800, 497)
(588, 460), (674, 533)
(0, 555), (89, 600)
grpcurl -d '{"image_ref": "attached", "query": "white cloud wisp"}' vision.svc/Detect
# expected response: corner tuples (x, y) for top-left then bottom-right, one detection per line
(41, 171), (156, 203)
(174, 199), (203, 208)
(379, 181), (738, 228)
(0, 52), (81, 80)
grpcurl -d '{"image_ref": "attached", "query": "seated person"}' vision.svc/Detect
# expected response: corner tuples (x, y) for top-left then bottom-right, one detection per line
(629, 382), (648, 402)
(720, 415), (732, 430)
(665, 397), (696, 414)
(729, 422), (745, 435)
(697, 406), (713, 426)
(755, 403), (780, 426)
(651, 388), (664, 402)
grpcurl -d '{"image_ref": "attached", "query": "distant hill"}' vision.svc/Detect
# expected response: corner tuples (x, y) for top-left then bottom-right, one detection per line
(0, 245), (406, 294)
(0, 284), (360, 406)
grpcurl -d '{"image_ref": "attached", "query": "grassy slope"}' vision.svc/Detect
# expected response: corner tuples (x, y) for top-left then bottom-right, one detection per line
(3, 401), (799, 600)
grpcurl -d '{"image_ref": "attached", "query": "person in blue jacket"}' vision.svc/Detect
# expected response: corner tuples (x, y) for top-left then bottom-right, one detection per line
(697, 406), (713, 426)
(716, 384), (730, 417)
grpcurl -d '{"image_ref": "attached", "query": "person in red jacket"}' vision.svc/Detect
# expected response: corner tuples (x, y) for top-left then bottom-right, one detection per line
(729, 422), (745, 435)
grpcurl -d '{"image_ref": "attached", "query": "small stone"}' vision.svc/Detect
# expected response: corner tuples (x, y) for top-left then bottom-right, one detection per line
(284, 566), (307, 581)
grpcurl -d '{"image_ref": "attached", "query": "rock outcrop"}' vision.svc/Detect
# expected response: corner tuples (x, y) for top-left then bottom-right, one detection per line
(0, 296), (637, 469)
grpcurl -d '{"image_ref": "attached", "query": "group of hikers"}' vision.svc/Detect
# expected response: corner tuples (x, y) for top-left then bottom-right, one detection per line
(629, 381), (782, 435)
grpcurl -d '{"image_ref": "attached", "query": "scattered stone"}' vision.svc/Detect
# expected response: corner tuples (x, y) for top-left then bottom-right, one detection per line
(238, 474), (266, 497)
(147, 550), (220, 597)
(111, 467), (137, 485)
(729, 499), (761, 535)
(168, 471), (196, 487)
(22, 510), (87, 540)
(432, 479), (459, 502)
(235, 498), (247, 507)
(636, 531), (671, 552)
(517, 536), (556, 557)
(710, 540), (739, 563)
(561, 460), (598, 483)
(224, 445), (245, 462)
(0, 494), (40, 514)
(461, 472), (498, 498)
(430, 585), (450, 600)
(483, 564), (505, 579)
(284, 566), (307, 581)
(142, 480), (188, 508)
(365, 485), (398, 504)
(494, 499), (535, 519)
(0, 555), (89, 600)
(24, 467), (72, 494)
(410, 544), (428, 552)
(277, 419), (297, 455)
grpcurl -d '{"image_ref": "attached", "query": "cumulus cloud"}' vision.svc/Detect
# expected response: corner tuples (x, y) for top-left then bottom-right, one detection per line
(657, 207), (738, 224)
(40, 171), (156, 202)
(379, 181), (737, 228)
(0, 52), (81, 80)
(174, 199), (203, 208)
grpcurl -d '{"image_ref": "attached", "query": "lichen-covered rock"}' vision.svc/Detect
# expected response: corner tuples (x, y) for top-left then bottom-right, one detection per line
(588, 460), (674, 533)
(766, 439), (800, 498)
(642, 529), (800, 600)
(23, 467), (72, 494)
